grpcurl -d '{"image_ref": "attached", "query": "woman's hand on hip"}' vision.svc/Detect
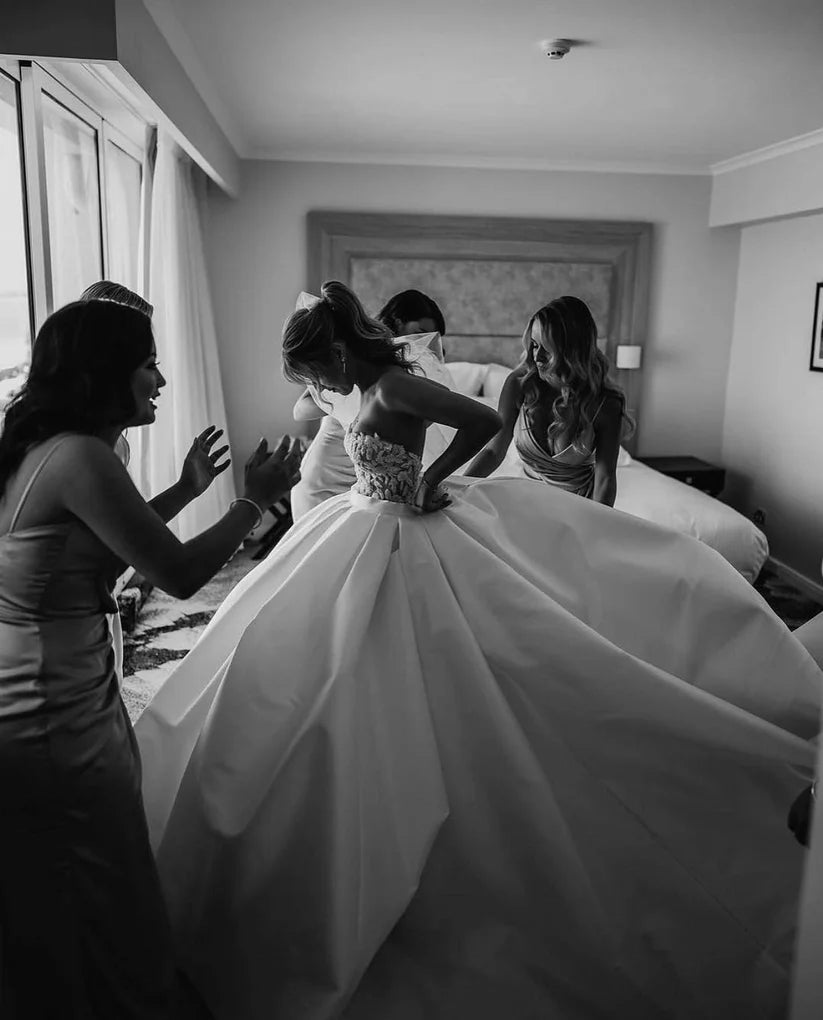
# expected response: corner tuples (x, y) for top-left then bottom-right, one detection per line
(414, 476), (451, 514)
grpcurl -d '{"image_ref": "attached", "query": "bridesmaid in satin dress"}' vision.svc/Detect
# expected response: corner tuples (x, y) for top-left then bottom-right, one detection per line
(466, 295), (630, 504)
(0, 295), (300, 1019)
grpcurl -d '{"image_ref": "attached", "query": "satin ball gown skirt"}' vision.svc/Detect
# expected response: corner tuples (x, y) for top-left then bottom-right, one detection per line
(135, 476), (821, 1020)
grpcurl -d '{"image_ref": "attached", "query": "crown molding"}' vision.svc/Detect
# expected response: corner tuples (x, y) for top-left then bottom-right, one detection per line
(711, 126), (823, 175)
(244, 148), (710, 176)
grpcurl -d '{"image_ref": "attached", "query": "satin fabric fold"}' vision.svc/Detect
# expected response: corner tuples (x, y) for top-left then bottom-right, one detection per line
(137, 477), (820, 1020)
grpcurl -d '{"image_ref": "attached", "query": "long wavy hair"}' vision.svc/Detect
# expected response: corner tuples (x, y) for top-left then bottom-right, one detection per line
(522, 295), (634, 454)
(0, 300), (154, 494)
(377, 289), (446, 336)
(282, 281), (418, 390)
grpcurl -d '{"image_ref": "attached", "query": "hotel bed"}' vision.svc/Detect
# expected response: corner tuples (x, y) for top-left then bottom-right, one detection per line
(449, 361), (769, 584)
(307, 210), (768, 584)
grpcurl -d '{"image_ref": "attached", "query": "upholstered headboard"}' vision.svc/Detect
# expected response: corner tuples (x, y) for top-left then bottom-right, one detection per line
(307, 212), (652, 454)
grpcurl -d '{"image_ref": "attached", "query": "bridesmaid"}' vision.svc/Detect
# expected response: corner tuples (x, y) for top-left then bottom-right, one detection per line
(0, 296), (300, 1018)
(79, 280), (228, 685)
(466, 295), (632, 505)
(376, 288), (446, 347)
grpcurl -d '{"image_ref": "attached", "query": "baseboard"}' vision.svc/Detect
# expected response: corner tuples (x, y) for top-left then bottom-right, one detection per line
(767, 556), (823, 604)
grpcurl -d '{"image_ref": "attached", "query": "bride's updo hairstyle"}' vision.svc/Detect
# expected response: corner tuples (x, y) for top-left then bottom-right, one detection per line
(282, 281), (417, 389)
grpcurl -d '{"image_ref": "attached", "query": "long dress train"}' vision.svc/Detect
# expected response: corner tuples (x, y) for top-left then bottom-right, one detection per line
(136, 428), (820, 1020)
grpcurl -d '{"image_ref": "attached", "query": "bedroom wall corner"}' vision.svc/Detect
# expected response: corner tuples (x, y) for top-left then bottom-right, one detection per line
(721, 211), (823, 584)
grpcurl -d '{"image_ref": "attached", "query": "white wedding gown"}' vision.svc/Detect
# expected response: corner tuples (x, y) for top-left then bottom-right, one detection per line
(136, 426), (821, 1020)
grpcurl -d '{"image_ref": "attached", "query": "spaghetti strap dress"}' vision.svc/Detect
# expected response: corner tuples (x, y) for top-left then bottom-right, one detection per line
(0, 435), (174, 1019)
(514, 397), (607, 498)
(136, 424), (819, 1020)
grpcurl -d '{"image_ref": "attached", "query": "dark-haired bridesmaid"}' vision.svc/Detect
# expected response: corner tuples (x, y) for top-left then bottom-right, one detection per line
(0, 294), (300, 1018)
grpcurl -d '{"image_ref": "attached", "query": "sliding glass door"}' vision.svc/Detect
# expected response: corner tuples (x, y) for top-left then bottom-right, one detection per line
(0, 71), (32, 411)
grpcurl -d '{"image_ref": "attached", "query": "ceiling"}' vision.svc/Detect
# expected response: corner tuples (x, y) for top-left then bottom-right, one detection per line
(144, 0), (823, 174)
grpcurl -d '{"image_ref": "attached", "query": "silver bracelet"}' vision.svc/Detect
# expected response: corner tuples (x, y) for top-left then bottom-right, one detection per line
(230, 497), (264, 531)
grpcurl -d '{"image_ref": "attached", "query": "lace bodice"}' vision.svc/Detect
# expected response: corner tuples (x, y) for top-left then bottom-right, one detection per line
(344, 426), (422, 504)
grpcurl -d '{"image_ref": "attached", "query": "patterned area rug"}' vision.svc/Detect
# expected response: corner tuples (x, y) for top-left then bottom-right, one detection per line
(123, 552), (823, 724)
(122, 548), (259, 722)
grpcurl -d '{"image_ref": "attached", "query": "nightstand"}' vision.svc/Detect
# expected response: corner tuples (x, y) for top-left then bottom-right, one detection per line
(636, 456), (726, 496)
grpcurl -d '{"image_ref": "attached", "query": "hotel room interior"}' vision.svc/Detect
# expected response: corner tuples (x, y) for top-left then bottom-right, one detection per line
(2, 2), (823, 1009)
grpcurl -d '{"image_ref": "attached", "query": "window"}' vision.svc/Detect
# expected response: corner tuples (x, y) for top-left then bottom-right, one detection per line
(42, 91), (104, 310)
(0, 72), (31, 411)
(0, 61), (150, 415)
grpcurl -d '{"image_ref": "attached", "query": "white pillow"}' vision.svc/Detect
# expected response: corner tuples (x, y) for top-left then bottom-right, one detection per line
(447, 361), (488, 396)
(482, 363), (512, 402)
(617, 446), (634, 467)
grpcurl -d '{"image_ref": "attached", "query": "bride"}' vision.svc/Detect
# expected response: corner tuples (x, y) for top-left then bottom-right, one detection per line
(136, 282), (820, 1020)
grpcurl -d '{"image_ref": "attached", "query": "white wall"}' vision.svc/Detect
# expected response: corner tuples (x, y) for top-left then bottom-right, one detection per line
(113, 0), (238, 194)
(710, 139), (823, 227)
(203, 159), (740, 487)
(721, 213), (823, 579)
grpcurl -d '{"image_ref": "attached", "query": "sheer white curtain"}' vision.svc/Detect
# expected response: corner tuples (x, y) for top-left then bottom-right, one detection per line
(130, 131), (236, 540)
(105, 140), (142, 292)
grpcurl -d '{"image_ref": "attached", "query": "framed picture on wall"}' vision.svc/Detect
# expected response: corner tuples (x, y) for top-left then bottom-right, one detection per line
(810, 282), (823, 371)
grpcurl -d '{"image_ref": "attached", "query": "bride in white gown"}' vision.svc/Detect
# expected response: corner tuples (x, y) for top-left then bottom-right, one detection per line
(136, 282), (821, 1020)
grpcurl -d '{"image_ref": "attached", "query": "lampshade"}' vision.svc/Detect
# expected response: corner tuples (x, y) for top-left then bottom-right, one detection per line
(615, 344), (643, 370)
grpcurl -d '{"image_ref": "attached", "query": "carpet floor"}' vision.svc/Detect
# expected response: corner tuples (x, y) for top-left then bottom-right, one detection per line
(122, 548), (259, 722)
(122, 552), (823, 724)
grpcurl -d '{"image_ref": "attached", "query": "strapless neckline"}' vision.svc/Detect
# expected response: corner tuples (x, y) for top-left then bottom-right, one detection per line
(345, 419), (423, 464)
(344, 423), (423, 505)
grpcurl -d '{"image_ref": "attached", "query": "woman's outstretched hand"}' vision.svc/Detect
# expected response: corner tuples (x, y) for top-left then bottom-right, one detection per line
(414, 476), (452, 514)
(180, 426), (231, 497)
(244, 435), (303, 509)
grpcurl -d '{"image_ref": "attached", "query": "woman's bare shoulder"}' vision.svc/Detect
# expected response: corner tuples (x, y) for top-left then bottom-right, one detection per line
(599, 389), (625, 413)
(505, 363), (529, 388)
(594, 390), (625, 429)
(48, 433), (122, 466)
(377, 367), (442, 400)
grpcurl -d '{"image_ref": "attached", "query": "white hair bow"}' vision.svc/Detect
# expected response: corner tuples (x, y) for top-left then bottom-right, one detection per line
(295, 291), (322, 311)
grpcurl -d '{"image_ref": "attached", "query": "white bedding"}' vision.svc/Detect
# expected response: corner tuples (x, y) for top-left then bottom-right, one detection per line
(455, 388), (769, 584)
(612, 460), (768, 583)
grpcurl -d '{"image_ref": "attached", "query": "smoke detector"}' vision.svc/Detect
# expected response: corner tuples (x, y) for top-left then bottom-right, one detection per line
(541, 38), (571, 60)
